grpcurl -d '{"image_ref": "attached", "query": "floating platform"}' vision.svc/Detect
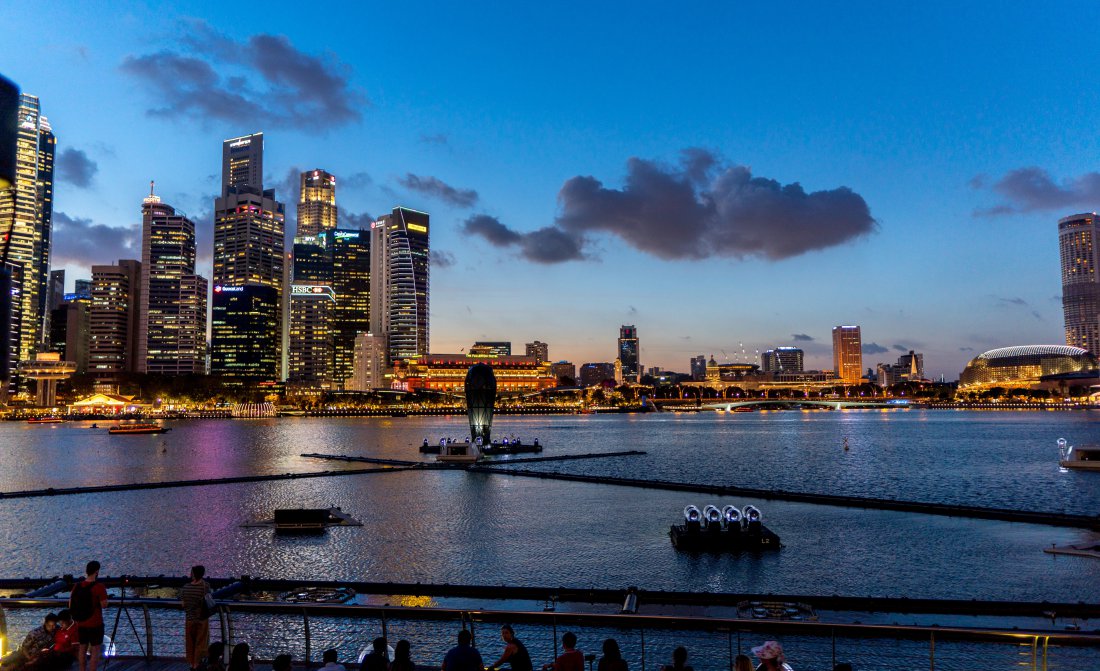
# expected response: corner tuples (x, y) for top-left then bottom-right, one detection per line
(108, 423), (169, 434)
(1044, 542), (1100, 559)
(242, 507), (363, 534)
(737, 600), (817, 621)
(419, 441), (543, 455)
(669, 504), (781, 553)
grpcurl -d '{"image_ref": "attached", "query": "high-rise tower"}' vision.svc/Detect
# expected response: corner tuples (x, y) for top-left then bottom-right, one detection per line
(210, 133), (286, 379)
(297, 170), (337, 237)
(1059, 213), (1100, 353)
(618, 325), (640, 383)
(373, 207), (429, 364)
(832, 325), (863, 384)
(89, 260), (141, 381)
(138, 184), (208, 375)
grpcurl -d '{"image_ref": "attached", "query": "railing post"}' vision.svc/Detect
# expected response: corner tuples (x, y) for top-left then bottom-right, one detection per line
(225, 606), (234, 648)
(303, 609), (311, 665)
(218, 606), (228, 651)
(381, 611), (388, 643)
(727, 631), (732, 671)
(142, 604), (153, 661)
(831, 627), (836, 669)
(929, 631), (935, 671)
(552, 617), (558, 659)
(1042, 636), (1048, 671)
(640, 628), (645, 671)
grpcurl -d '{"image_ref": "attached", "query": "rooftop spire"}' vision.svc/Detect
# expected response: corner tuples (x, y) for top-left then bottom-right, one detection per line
(143, 179), (161, 205)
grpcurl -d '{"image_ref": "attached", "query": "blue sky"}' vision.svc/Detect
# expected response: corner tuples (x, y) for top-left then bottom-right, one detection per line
(3, 1), (1097, 379)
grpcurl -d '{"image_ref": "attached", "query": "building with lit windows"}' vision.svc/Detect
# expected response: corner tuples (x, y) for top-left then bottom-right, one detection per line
(550, 361), (575, 385)
(761, 347), (804, 373)
(211, 284), (279, 378)
(297, 169), (337, 237)
(525, 341), (549, 363)
(287, 283), (336, 387)
(1059, 213), (1100, 353)
(90, 260), (141, 381)
(49, 299), (89, 374)
(371, 207), (429, 364)
(832, 325), (863, 384)
(137, 186), (207, 375)
(473, 341), (511, 357)
(579, 362), (616, 387)
(958, 345), (1098, 390)
(349, 331), (386, 391)
(211, 133), (285, 378)
(328, 229), (370, 387)
(618, 325), (640, 383)
(392, 353), (554, 393)
(0, 94), (55, 363)
(690, 355), (707, 381)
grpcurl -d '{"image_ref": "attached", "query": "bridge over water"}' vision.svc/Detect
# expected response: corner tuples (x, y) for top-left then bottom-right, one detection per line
(692, 398), (909, 410)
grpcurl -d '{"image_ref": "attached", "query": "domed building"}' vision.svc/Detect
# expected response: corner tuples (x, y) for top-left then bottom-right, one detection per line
(958, 345), (1098, 389)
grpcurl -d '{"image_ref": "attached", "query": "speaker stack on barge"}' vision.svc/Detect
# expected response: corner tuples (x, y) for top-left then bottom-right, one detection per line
(669, 504), (781, 552)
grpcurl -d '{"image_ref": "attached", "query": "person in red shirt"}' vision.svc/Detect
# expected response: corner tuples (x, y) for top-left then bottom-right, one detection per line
(53, 609), (78, 661)
(541, 633), (584, 671)
(69, 561), (109, 671)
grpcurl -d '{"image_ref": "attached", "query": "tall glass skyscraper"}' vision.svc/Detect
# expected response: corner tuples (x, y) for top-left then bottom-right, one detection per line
(0, 94), (55, 363)
(297, 170), (337, 237)
(618, 325), (639, 383)
(832, 325), (863, 384)
(372, 207), (429, 364)
(137, 186), (207, 375)
(1059, 213), (1100, 353)
(210, 133), (286, 378)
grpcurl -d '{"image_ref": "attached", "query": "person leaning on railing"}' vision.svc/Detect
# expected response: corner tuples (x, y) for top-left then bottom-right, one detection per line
(488, 625), (531, 671)
(540, 633), (583, 671)
(180, 566), (214, 671)
(596, 639), (626, 671)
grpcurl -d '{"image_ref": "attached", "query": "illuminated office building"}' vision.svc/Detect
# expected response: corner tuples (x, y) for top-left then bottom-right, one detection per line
(371, 207), (429, 364)
(210, 284), (279, 378)
(297, 169), (337, 237)
(579, 362), (616, 387)
(89, 260), (141, 381)
(525, 341), (549, 363)
(137, 186), (207, 375)
(473, 341), (511, 357)
(1059, 213), (1100, 353)
(49, 299), (89, 374)
(550, 361), (576, 385)
(0, 94), (55, 362)
(211, 133), (285, 378)
(287, 283), (335, 387)
(349, 331), (386, 391)
(762, 347), (804, 373)
(618, 325), (640, 383)
(832, 325), (863, 384)
(47, 269), (64, 313)
(393, 353), (554, 393)
(690, 355), (707, 381)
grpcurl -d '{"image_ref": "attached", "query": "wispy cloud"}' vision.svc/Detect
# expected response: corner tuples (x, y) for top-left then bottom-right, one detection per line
(52, 212), (137, 268)
(862, 342), (889, 355)
(972, 167), (1100, 216)
(56, 148), (98, 188)
(399, 174), (478, 208)
(431, 250), (456, 268)
(791, 333), (814, 342)
(463, 214), (586, 264)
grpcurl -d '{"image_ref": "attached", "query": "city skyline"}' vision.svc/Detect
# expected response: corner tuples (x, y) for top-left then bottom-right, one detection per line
(5, 3), (1097, 379)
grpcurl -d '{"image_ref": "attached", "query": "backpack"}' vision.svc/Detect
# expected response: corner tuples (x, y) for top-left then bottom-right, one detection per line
(71, 582), (94, 621)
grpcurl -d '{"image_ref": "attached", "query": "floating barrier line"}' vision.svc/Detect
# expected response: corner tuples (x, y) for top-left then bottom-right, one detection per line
(300, 450), (647, 466)
(0, 466), (414, 499)
(465, 466), (1100, 530)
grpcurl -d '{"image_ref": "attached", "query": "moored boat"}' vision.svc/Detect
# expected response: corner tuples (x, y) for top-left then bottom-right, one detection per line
(108, 423), (170, 435)
(27, 417), (65, 424)
(1058, 438), (1100, 470)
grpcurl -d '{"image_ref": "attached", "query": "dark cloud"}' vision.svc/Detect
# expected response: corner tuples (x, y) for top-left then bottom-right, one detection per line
(120, 20), (366, 130)
(997, 296), (1028, 307)
(972, 167), (1100, 216)
(554, 149), (876, 261)
(462, 214), (586, 264)
(959, 347), (974, 352)
(862, 342), (889, 355)
(627, 305), (638, 316)
(1031, 310), (1043, 321)
(342, 172), (372, 190)
(892, 344), (909, 352)
(339, 210), (375, 229)
(791, 333), (814, 342)
(420, 134), (449, 146)
(52, 212), (137, 268)
(56, 148), (98, 188)
(431, 250), (456, 268)
(399, 174), (478, 208)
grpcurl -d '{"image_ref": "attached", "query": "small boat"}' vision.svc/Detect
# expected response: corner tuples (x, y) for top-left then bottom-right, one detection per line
(436, 441), (479, 464)
(108, 423), (170, 435)
(733, 407), (755, 413)
(669, 504), (781, 552)
(27, 417), (65, 424)
(1058, 438), (1100, 470)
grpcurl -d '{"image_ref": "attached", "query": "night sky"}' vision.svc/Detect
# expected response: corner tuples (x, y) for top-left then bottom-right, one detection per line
(4, 1), (1097, 379)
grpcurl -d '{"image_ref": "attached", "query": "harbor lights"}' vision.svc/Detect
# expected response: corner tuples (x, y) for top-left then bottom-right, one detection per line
(465, 363), (497, 447)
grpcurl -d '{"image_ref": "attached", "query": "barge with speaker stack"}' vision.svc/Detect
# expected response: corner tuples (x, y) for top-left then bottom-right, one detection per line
(669, 504), (781, 552)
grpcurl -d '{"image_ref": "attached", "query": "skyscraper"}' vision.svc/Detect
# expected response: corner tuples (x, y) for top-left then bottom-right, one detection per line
(832, 325), (863, 384)
(525, 341), (549, 363)
(137, 186), (207, 375)
(1059, 213), (1100, 353)
(287, 283), (335, 387)
(618, 325), (640, 383)
(89, 260), (141, 381)
(762, 347), (804, 373)
(297, 170), (337, 237)
(0, 94), (55, 363)
(372, 207), (429, 364)
(690, 355), (707, 381)
(210, 133), (286, 378)
(47, 269), (64, 313)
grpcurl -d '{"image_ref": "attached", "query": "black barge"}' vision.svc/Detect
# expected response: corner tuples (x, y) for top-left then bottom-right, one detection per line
(669, 504), (781, 552)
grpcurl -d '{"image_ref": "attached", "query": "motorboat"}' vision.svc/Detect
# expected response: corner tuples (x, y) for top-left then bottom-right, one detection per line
(27, 417), (65, 424)
(1058, 438), (1100, 470)
(669, 504), (781, 552)
(108, 423), (170, 435)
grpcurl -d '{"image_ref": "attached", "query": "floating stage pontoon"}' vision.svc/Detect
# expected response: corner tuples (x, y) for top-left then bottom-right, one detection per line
(669, 504), (781, 552)
(242, 507), (363, 534)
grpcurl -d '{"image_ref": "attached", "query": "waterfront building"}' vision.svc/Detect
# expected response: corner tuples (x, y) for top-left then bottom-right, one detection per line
(897, 350), (924, 380)
(690, 355), (707, 381)
(210, 284), (280, 378)
(958, 345), (1098, 390)
(371, 207), (429, 364)
(137, 186), (207, 375)
(287, 283), (336, 387)
(297, 169), (337, 237)
(48, 299), (89, 374)
(579, 362), (616, 387)
(1058, 213), (1100, 352)
(211, 133), (285, 378)
(0, 94), (55, 363)
(550, 361), (576, 385)
(832, 325), (863, 384)
(705, 356), (761, 382)
(392, 353), (554, 393)
(618, 325), (640, 383)
(472, 341), (511, 357)
(89, 260), (141, 381)
(349, 331), (386, 391)
(525, 341), (549, 363)
(761, 347), (804, 373)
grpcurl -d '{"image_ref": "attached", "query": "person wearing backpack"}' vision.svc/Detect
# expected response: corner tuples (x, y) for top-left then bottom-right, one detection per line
(69, 561), (108, 671)
(179, 566), (213, 671)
